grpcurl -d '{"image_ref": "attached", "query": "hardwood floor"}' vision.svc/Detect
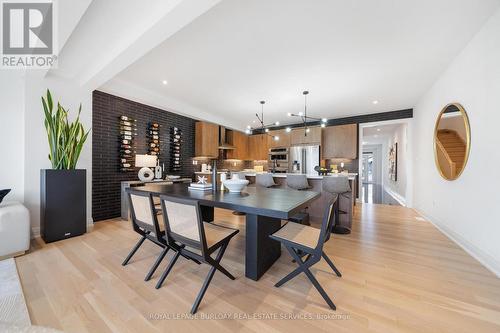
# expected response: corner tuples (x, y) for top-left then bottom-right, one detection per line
(15, 204), (500, 333)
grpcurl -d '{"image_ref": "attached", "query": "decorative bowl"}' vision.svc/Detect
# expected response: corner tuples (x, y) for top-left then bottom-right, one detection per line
(223, 179), (249, 193)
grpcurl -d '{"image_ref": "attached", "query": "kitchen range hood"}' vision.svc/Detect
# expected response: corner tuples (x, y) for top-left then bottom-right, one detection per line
(218, 126), (235, 150)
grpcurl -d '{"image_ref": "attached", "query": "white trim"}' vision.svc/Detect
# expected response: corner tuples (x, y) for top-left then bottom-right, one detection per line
(383, 186), (407, 206)
(415, 208), (500, 278)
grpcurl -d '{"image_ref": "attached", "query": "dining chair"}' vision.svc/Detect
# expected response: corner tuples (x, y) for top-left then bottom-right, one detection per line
(157, 195), (239, 314)
(123, 190), (172, 282)
(270, 197), (342, 310)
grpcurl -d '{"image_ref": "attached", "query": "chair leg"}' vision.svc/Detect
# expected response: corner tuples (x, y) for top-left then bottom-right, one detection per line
(276, 248), (313, 287)
(275, 265), (304, 287)
(303, 267), (336, 310)
(214, 263), (235, 280)
(282, 246), (336, 310)
(145, 247), (169, 281)
(191, 243), (229, 314)
(155, 250), (181, 289)
(122, 235), (146, 266)
(322, 251), (341, 277)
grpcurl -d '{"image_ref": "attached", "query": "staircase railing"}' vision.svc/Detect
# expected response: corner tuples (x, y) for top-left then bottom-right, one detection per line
(436, 138), (456, 179)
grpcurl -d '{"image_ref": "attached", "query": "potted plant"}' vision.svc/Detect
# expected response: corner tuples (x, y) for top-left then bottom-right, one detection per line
(40, 90), (90, 243)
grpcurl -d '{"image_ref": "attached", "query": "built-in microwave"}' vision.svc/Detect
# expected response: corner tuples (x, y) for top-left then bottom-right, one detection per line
(268, 148), (289, 173)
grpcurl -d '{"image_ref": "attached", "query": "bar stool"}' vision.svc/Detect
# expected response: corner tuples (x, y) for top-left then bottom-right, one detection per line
(255, 173), (277, 188)
(286, 174), (311, 226)
(322, 176), (351, 234)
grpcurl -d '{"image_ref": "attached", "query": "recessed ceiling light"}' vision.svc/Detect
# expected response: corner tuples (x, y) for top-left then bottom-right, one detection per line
(372, 100), (379, 105)
(377, 128), (381, 132)
(162, 80), (168, 85)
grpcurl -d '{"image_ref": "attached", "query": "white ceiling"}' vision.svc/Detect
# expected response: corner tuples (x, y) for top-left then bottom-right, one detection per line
(101, 0), (500, 131)
(363, 123), (403, 144)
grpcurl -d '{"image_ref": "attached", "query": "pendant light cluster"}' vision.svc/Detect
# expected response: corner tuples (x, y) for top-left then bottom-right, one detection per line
(245, 91), (328, 139)
(245, 101), (280, 141)
(285, 91), (327, 136)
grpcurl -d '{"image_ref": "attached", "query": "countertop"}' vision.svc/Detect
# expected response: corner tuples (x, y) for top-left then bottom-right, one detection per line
(194, 171), (357, 180)
(244, 172), (357, 180)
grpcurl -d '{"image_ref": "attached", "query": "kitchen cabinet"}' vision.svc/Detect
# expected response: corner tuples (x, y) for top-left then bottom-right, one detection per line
(226, 130), (249, 160)
(268, 129), (291, 148)
(322, 124), (358, 159)
(290, 126), (322, 145)
(248, 134), (269, 160)
(195, 121), (219, 158)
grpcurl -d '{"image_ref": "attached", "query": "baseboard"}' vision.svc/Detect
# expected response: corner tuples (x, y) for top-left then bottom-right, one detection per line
(31, 218), (94, 239)
(415, 207), (500, 278)
(384, 186), (406, 206)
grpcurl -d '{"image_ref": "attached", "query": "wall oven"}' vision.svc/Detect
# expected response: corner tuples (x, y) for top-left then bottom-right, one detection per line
(268, 148), (289, 173)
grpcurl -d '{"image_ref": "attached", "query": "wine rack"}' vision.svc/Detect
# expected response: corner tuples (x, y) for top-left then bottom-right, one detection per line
(148, 122), (160, 156)
(119, 115), (137, 172)
(170, 126), (182, 172)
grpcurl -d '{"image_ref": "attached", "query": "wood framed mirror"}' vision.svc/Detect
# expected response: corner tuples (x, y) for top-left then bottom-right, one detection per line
(434, 103), (471, 180)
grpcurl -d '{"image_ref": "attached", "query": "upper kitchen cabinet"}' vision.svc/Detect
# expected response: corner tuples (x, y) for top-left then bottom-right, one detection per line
(226, 130), (249, 160)
(290, 126), (322, 145)
(195, 121), (219, 158)
(248, 134), (269, 160)
(268, 129), (291, 148)
(322, 124), (358, 159)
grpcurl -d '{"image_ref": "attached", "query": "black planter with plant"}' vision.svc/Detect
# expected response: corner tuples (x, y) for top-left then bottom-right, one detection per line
(40, 90), (90, 243)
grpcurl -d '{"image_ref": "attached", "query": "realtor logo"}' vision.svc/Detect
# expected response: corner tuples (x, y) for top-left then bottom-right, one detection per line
(1, 0), (57, 68)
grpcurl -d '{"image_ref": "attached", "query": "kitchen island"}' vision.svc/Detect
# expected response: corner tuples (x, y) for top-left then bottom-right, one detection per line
(244, 173), (357, 232)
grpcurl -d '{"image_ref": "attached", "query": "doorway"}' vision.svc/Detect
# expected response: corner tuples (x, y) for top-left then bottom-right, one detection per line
(359, 120), (412, 206)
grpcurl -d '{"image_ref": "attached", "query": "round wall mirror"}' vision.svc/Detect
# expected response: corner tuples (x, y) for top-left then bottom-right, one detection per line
(434, 103), (471, 180)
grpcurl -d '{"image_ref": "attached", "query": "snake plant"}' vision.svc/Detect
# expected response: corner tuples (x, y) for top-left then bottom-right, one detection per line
(42, 89), (90, 170)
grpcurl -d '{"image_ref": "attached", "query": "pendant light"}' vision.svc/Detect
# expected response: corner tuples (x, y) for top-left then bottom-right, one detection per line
(286, 91), (328, 136)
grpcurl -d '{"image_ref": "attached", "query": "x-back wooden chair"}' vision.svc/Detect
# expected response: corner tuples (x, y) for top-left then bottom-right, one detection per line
(157, 195), (239, 314)
(270, 197), (342, 310)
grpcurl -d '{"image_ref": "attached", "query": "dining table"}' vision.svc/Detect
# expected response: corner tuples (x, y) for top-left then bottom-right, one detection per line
(128, 183), (320, 281)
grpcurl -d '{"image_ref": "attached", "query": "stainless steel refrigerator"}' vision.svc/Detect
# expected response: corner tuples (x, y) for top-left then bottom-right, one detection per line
(289, 145), (320, 174)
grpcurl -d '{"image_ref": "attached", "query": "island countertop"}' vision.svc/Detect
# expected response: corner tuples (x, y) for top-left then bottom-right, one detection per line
(243, 172), (357, 180)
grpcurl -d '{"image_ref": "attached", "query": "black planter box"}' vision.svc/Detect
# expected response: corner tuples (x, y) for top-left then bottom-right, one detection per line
(40, 169), (87, 243)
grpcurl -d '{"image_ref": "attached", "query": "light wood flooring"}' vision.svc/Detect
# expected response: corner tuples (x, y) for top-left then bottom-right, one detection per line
(15, 204), (500, 333)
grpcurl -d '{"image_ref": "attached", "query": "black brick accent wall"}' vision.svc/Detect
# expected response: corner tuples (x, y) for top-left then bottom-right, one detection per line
(92, 91), (196, 222)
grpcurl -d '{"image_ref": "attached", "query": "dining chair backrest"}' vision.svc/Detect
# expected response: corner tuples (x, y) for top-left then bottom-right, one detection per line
(286, 174), (310, 190)
(315, 197), (337, 252)
(127, 191), (162, 238)
(160, 195), (207, 255)
(256, 173), (277, 188)
(322, 176), (351, 195)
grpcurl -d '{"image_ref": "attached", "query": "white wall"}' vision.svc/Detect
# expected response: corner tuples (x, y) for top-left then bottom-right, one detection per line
(413, 8), (500, 276)
(0, 72), (25, 202)
(385, 124), (408, 202)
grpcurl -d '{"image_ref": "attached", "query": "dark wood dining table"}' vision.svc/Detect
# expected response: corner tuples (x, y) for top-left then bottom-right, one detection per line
(128, 183), (320, 281)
